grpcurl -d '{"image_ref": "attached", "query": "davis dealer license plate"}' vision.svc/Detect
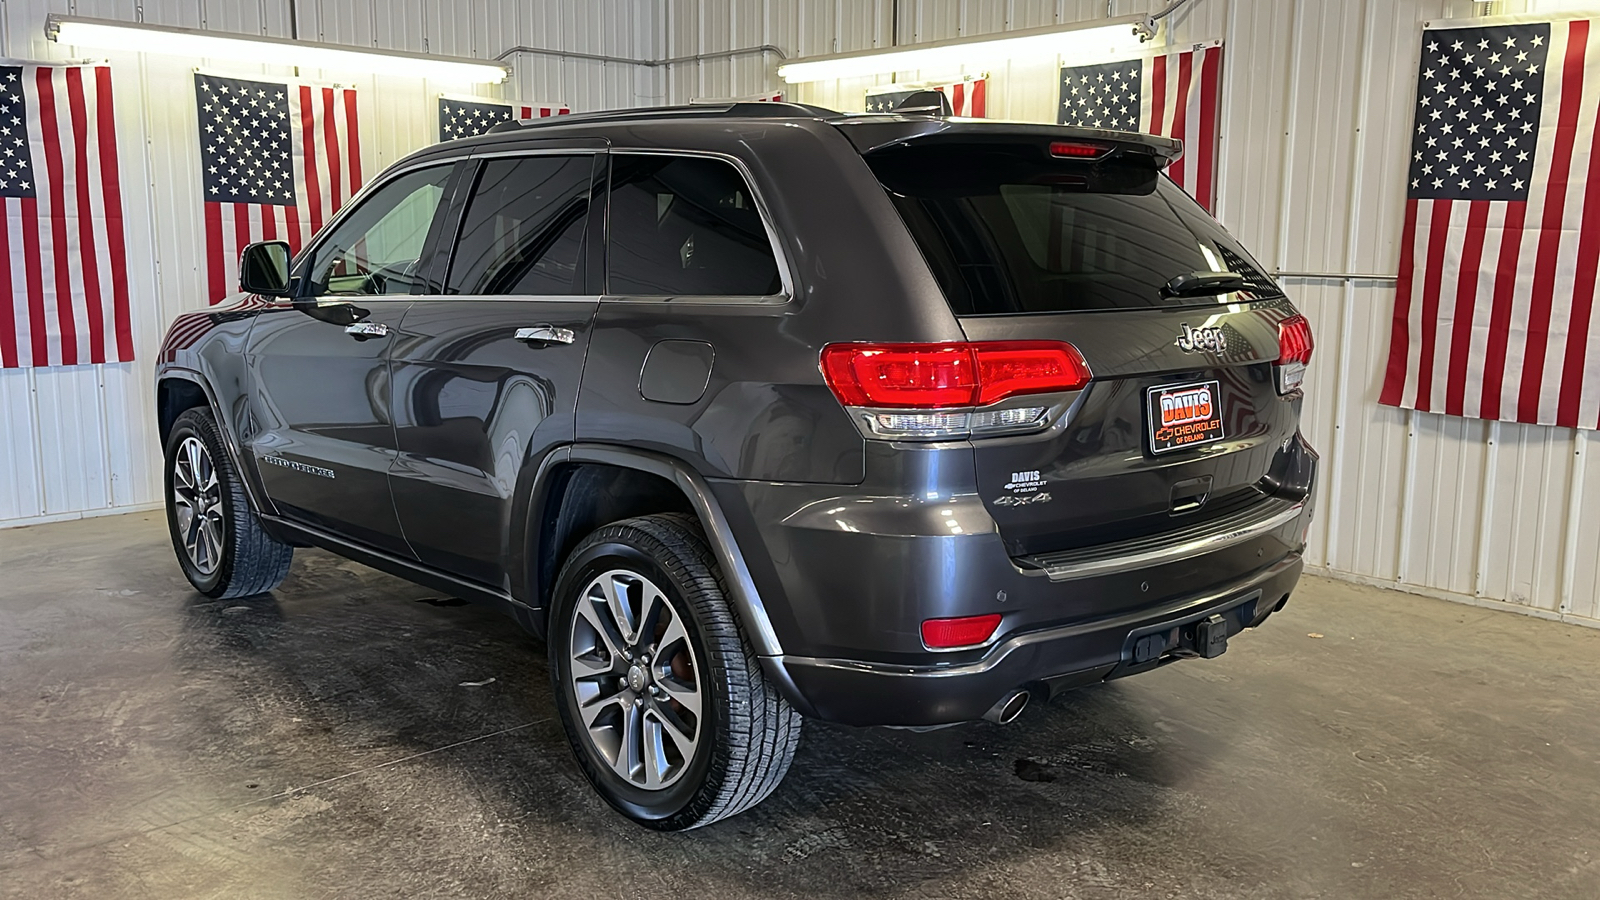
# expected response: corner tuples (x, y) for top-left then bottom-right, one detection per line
(1147, 379), (1225, 454)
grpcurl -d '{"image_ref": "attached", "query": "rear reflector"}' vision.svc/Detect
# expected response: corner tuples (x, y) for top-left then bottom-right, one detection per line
(820, 341), (1091, 409)
(1275, 315), (1314, 395)
(921, 614), (1003, 649)
(1050, 140), (1111, 159)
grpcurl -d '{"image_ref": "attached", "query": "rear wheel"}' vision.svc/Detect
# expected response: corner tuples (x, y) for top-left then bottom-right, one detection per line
(164, 407), (293, 599)
(549, 513), (801, 830)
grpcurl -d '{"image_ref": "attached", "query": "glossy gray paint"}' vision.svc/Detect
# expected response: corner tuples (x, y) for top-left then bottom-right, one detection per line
(245, 301), (414, 557)
(638, 340), (714, 405)
(153, 105), (1317, 726)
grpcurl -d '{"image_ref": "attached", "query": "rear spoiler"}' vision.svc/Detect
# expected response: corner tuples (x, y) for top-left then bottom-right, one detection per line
(828, 117), (1184, 167)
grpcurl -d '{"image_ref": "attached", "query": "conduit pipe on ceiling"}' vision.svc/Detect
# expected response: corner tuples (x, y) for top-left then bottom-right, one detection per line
(493, 44), (786, 67)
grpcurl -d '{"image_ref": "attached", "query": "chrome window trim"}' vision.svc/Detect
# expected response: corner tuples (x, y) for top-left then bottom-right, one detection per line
(297, 157), (458, 267)
(407, 293), (601, 304)
(603, 147), (795, 302)
(294, 158), (459, 301)
(466, 147), (603, 161)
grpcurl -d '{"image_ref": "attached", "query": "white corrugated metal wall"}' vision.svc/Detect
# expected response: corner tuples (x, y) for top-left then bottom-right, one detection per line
(5, 0), (1597, 630)
(662, 0), (1600, 627)
(0, 0), (658, 526)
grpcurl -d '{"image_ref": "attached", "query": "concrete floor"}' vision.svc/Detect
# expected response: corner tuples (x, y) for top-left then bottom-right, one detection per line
(2, 513), (1598, 900)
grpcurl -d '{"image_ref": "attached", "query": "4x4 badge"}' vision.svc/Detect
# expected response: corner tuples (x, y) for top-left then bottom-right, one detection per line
(1175, 323), (1227, 354)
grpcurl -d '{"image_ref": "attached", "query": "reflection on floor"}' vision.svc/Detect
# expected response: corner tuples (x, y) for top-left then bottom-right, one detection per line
(2, 511), (1598, 899)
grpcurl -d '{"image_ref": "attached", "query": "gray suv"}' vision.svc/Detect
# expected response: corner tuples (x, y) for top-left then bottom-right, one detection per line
(154, 101), (1317, 830)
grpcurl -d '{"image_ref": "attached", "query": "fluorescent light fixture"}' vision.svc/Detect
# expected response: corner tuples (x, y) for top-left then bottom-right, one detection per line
(778, 16), (1151, 83)
(47, 14), (509, 83)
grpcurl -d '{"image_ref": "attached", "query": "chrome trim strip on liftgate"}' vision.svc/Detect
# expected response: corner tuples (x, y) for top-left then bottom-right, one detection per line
(1031, 499), (1307, 582)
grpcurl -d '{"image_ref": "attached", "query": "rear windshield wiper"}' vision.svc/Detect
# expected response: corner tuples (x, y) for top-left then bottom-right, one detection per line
(1161, 270), (1249, 298)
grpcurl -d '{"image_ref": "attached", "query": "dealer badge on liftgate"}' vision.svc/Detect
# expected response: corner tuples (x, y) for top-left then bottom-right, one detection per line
(1147, 379), (1226, 454)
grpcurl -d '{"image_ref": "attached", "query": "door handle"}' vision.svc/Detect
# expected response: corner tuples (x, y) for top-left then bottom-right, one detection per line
(344, 321), (389, 340)
(515, 325), (576, 345)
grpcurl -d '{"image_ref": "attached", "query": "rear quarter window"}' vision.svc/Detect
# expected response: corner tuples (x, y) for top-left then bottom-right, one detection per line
(606, 154), (783, 298)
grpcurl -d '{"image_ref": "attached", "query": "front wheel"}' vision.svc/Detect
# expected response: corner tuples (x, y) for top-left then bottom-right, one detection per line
(164, 407), (293, 599)
(549, 513), (801, 830)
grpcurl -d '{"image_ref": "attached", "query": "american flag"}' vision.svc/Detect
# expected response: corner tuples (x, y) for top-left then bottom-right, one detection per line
(0, 62), (132, 368)
(1057, 42), (1224, 211)
(197, 73), (361, 305)
(1379, 21), (1600, 429)
(865, 77), (987, 117)
(439, 97), (569, 142)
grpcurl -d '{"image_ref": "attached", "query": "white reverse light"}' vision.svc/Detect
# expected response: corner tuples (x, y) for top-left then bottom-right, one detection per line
(48, 15), (509, 84)
(777, 16), (1151, 84)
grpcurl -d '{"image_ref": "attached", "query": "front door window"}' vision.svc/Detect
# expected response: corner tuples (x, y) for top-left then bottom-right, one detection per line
(303, 165), (453, 298)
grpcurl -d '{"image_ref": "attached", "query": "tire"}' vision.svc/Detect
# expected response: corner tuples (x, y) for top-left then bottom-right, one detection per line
(164, 406), (294, 599)
(549, 513), (802, 830)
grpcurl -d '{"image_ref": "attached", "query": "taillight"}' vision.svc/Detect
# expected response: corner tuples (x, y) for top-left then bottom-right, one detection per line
(1275, 314), (1314, 395)
(1050, 140), (1111, 159)
(820, 341), (1092, 440)
(921, 614), (1003, 650)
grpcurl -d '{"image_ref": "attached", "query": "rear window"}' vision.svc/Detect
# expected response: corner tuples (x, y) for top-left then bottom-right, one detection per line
(867, 143), (1281, 314)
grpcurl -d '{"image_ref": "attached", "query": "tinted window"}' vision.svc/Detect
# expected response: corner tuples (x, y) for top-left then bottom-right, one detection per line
(304, 165), (451, 298)
(447, 155), (595, 296)
(868, 144), (1281, 314)
(607, 155), (781, 297)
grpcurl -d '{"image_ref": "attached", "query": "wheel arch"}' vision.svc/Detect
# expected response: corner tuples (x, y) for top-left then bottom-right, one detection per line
(156, 367), (276, 522)
(157, 371), (212, 445)
(525, 444), (786, 660)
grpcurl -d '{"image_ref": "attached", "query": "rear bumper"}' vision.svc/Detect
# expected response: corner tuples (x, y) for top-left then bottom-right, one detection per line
(712, 432), (1317, 726)
(765, 552), (1302, 727)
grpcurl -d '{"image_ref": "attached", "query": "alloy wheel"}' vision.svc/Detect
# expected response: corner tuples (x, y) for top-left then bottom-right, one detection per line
(171, 435), (226, 575)
(567, 568), (704, 790)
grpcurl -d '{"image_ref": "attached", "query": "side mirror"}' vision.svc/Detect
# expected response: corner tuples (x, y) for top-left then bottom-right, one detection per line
(239, 240), (292, 296)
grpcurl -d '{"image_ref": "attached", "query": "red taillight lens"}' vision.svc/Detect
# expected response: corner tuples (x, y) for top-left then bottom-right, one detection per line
(1050, 140), (1111, 159)
(820, 341), (1091, 409)
(1277, 315), (1314, 365)
(1275, 314), (1314, 394)
(820, 343), (976, 408)
(921, 614), (1003, 649)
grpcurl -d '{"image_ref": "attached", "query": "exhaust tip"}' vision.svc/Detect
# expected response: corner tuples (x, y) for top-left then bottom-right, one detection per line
(984, 690), (1030, 725)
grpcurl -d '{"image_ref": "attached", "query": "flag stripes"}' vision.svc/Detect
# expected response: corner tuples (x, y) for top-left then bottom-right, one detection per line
(1059, 43), (1224, 212)
(199, 75), (361, 305)
(0, 63), (132, 368)
(516, 103), (570, 118)
(438, 97), (569, 142)
(1381, 19), (1600, 428)
(1148, 45), (1223, 211)
(865, 78), (988, 117)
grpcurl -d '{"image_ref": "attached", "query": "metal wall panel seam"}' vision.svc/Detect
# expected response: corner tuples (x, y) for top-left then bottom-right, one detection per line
(27, 366), (44, 516)
(1211, 0), (1235, 227)
(1473, 418), (1500, 595)
(1535, 426), (1564, 607)
(133, 50), (165, 507)
(1322, 0), (1378, 572)
(1397, 407), (1419, 584)
(1272, 0), (1305, 272)
(95, 363), (112, 509)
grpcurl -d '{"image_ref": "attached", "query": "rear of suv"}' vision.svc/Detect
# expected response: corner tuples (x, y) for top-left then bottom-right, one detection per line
(154, 101), (1315, 831)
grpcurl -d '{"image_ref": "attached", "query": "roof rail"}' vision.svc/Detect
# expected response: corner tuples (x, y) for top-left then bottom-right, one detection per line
(484, 101), (841, 134)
